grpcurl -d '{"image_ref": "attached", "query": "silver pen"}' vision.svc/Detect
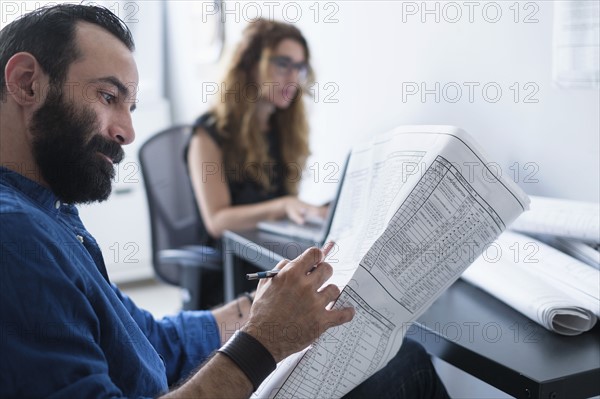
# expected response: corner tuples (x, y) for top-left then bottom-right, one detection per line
(246, 270), (280, 280)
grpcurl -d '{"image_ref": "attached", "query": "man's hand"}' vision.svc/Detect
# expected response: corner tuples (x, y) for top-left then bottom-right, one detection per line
(242, 246), (355, 362)
(163, 245), (354, 398)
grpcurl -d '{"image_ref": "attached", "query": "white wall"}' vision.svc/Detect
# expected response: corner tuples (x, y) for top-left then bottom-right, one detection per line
(167, 0), (599, 204)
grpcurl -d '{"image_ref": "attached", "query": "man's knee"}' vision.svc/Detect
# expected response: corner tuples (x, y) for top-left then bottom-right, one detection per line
(398, 337), (431, 364)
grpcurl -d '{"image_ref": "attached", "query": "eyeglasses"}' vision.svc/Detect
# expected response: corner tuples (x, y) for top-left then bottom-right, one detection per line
(269, 56), (309, 83)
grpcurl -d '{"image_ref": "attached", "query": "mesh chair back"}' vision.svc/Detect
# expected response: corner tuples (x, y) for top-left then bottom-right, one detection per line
(138, 125), (202, 285)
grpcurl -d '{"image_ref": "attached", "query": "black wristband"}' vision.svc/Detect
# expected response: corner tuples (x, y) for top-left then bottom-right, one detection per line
(218, 331), (276, 391)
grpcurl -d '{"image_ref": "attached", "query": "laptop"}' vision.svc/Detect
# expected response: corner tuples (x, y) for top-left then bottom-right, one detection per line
(257, 155), (349, 245)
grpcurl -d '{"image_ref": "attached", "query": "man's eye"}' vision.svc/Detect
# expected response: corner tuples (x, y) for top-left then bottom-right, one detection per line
(100, 92), (116, 104)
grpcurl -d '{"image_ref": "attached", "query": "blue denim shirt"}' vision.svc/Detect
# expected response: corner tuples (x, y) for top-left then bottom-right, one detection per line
(0, 167), (220, 398)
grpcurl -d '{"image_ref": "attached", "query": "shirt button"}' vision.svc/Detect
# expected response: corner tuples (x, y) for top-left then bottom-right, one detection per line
(76, 235), (84, 243)
(54, 200), (61, 209)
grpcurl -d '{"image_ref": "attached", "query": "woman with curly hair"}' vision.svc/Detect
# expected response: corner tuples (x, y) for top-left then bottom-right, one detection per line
(186, 18), (326, 247)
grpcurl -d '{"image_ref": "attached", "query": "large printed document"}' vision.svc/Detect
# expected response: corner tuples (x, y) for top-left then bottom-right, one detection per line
(510, 195), (600, 244)
(253, 126), (529, 399)
(462, 231), (599, 336)
(535, 235), (600, 270)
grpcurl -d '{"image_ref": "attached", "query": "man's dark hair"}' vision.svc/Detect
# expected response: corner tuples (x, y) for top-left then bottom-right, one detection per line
(0, 4), (135, 100)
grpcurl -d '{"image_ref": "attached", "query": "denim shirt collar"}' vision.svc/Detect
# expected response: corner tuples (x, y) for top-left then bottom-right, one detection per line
(0, 166), (79, 216)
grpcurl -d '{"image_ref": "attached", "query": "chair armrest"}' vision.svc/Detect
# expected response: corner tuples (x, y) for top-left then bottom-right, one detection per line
(158, 247), (222, 272)
(181, 245), (221, 261)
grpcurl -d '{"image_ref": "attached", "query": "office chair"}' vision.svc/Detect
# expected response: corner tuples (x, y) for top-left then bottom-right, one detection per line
(138, 125), (223, 310)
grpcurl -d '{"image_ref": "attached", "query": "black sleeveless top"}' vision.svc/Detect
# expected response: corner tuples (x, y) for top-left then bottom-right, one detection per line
(184, 112), (289, 248)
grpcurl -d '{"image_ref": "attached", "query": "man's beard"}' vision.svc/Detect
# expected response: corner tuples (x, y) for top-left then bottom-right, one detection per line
(29, 87), (124, 204)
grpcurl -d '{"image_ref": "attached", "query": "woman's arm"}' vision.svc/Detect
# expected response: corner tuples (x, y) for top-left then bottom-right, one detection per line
(187, 128), (322, 238)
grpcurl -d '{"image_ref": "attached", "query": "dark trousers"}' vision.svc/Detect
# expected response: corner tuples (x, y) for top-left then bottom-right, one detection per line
(344, 337), (450, 399)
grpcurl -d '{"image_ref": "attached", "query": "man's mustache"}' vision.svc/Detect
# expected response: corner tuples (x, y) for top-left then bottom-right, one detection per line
(88, 135), (125, 164)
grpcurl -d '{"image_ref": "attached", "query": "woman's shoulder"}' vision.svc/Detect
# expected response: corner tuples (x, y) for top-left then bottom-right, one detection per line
(193, 111), (217, 130)
(192, 112), (222, 146)
(185, 112), (223, 165)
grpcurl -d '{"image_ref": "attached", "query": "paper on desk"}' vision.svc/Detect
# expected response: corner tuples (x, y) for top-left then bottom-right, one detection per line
(510, 196), (600, 244)
(253, 126), (529, 399)
(462, 231), (598, 335)
(511, 231), (599, 317)
(535, 235), (600, 270)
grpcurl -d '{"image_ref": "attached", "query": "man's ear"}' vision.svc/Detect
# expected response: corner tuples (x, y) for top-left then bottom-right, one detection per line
(4, 52), (46, 106)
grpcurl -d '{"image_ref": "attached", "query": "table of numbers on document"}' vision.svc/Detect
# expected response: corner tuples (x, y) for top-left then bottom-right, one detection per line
(361, 155), (504, 314)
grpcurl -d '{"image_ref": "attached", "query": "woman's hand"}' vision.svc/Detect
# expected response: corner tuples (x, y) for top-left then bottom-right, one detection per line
(281, 196), (329, 225)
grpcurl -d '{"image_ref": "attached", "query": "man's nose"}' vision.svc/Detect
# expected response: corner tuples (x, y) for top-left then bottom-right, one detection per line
(108, 110), (135, 145)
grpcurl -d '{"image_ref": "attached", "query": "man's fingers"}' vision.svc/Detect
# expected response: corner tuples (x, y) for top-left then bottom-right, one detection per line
(257, 259), (290, 290)
(318, 283), (341, 303)
(322, 241), (335, 256)
(289, 247), (324, 274)
(327, 306), (355, 327)
(319, 285), (354, 328)
(275, 258), (290, 270)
